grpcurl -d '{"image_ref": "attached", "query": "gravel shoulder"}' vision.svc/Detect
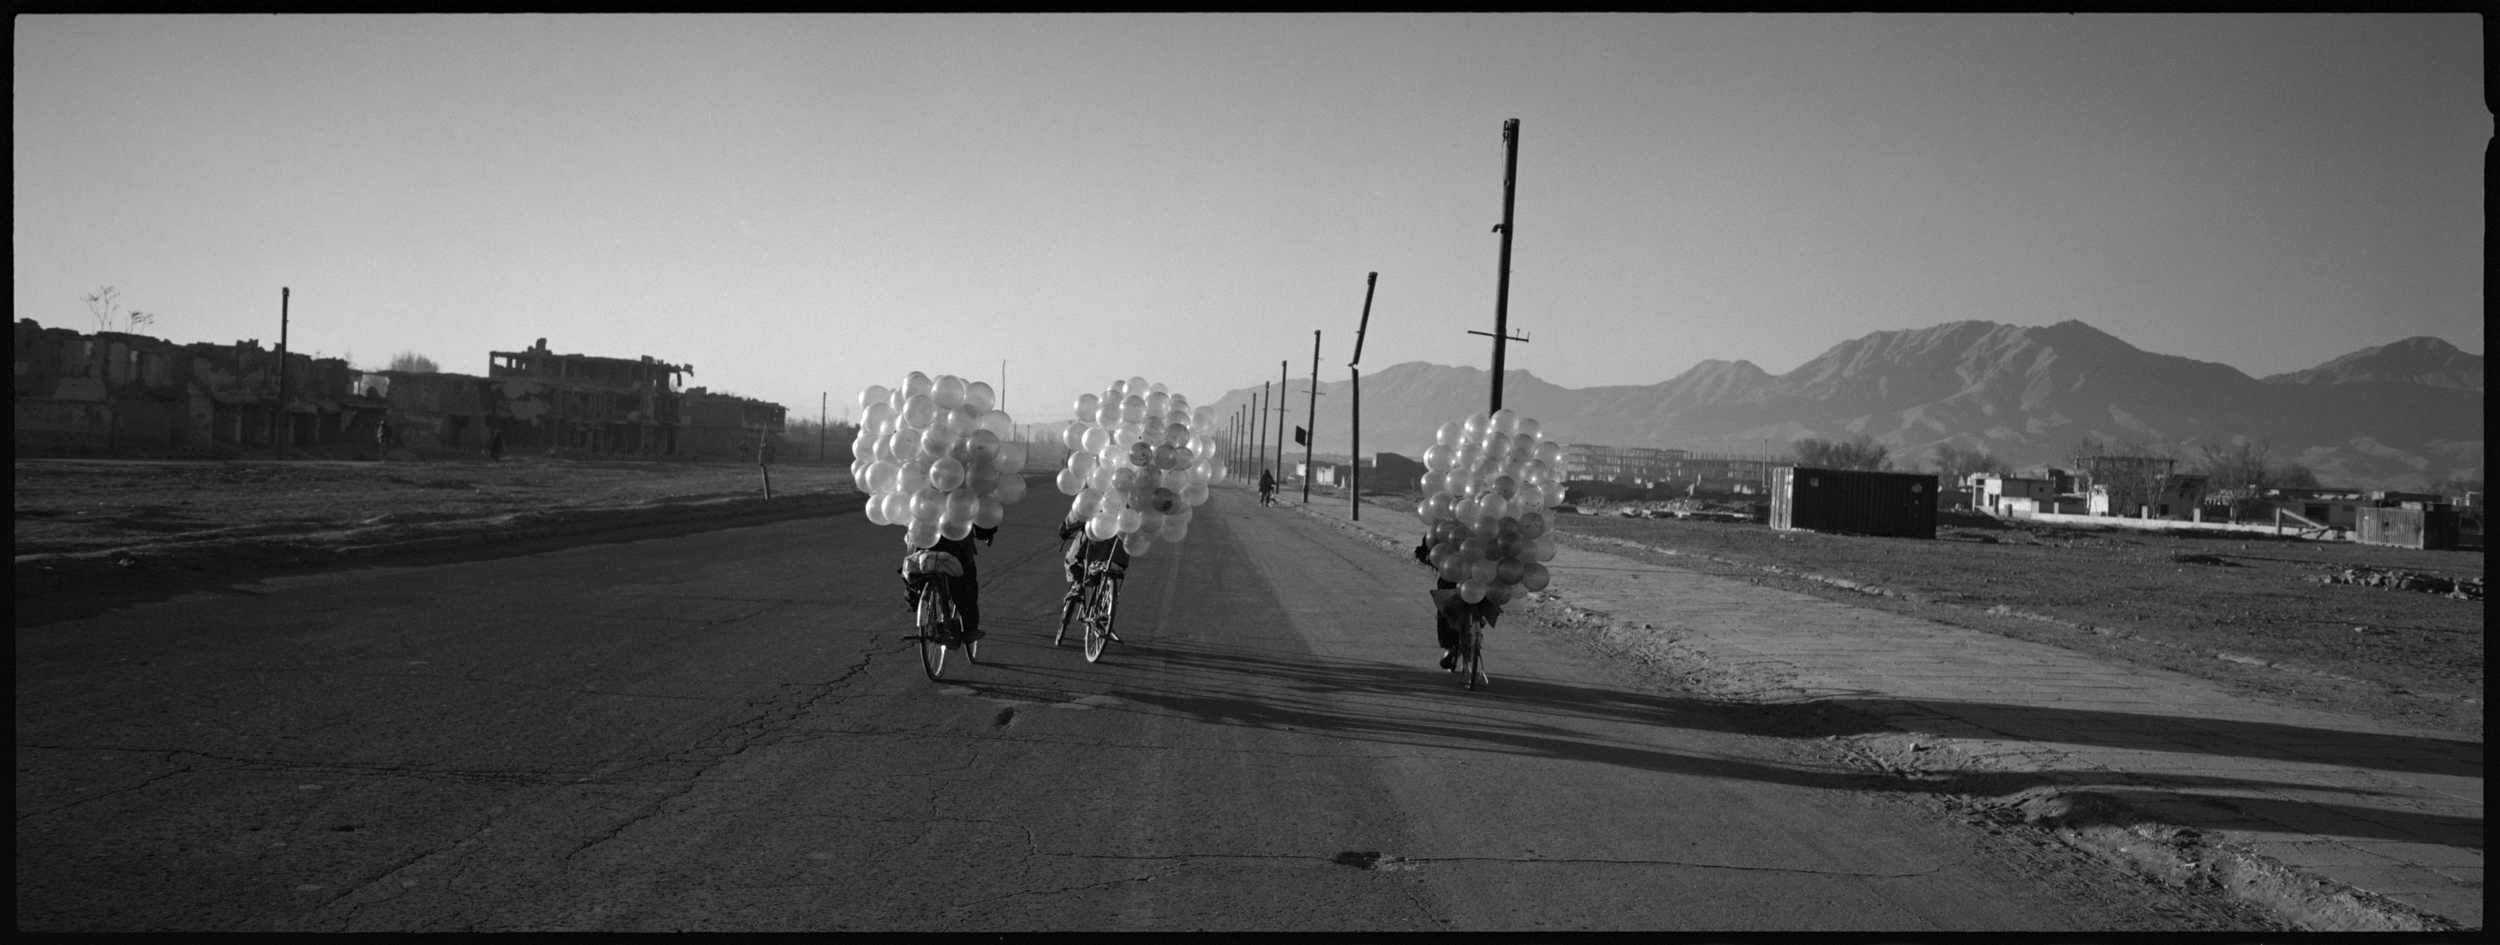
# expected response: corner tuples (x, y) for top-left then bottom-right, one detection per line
(1545, 509), (2483, 739)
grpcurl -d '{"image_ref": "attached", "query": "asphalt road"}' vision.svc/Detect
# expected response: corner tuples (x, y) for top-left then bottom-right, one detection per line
(20, 485), (2196, 931)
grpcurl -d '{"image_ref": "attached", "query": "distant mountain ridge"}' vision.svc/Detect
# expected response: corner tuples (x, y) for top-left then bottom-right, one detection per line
(2261, 336), (2483, 390)
(1201, 321), (2481, 492)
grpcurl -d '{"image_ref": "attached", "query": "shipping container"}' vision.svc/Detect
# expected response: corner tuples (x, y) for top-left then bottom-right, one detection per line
(2355, 506), (2460, 550)
(1770, 466), (1938, 538)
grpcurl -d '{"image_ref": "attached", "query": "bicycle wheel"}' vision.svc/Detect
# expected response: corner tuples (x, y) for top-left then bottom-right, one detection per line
(1055, 585), (1079, 647)
(1082, 580), (1116, 663)
(918, 585), (950, 680)
(1463, 614), (1488, 690)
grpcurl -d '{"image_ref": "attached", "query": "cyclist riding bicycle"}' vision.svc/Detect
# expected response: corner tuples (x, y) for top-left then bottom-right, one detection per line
(1415, 536), (1498, 671)
(902, 523), (998, 643)
(1258, 469), (1277, 506)
(1057, 517), (1130, 636)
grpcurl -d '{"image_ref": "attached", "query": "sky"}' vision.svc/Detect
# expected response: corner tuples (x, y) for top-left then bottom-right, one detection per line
(15, 14), (2486, 429)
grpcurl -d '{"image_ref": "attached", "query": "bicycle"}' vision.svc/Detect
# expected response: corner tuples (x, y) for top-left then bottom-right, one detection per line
(1432, 588), (1492, 691)
(903, 550), (979, 680)
(1455, 607), (1490, 690)
(1056, 558), (1123, 663)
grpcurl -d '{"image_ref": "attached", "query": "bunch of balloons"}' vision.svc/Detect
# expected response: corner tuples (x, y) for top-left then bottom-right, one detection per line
(1053, 376), (1225, 556)
(1414, 408), (1564, 607)
(852, 372), (1032, 549)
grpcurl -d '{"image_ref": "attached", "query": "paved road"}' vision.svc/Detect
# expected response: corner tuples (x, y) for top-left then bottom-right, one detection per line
(20, 487), (2224, 931)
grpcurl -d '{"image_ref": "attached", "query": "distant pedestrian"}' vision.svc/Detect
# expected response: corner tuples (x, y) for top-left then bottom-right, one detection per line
(376, 419), (393, 453)
(1259, 470), (1277, 506)
(488, 428), (503, 460)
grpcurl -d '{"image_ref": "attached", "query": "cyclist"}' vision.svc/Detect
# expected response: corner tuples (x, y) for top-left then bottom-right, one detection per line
(903, 523), (999, 643)
(1057, 517), (1130, 639)
(1259, 469), (1277, 506)
(1414, 536), (1491, 671)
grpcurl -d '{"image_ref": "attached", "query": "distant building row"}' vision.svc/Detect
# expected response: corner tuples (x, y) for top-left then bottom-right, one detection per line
(13, 320), (786, 461)
(1559, 444), (1771, 495)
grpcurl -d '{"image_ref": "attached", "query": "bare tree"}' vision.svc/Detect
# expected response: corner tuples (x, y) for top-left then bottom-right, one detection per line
(1795, 434), (1891, 471)
(388, 351), (440, 373)
(83, 286), (155, 334)
(1929, 442), (2010, 484)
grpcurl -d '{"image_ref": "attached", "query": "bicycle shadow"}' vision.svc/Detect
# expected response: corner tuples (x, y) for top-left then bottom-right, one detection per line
(1069, 638), (2482, 848)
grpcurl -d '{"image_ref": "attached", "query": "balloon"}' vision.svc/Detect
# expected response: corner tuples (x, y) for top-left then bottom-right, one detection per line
(1486, 582), (1514, 607)
(1095, 403), (1122, 426)
(1087, 511), (1119, 541)
(898, 459), (932, 496)
(929, 456), (966, 492)
(1459, 578), (1488, 604)
(1122, 533), (1154, 556)
(910, 488), (943, 522)
(978, 409), (1013, 438)
(939, 516), (972, 541)
(1520, 561), (1551, 592)
(864, 498), (891, 526)
(906, 517), (939, 549)
(1495, 555), (1527, 585)
(902, 393), (938, 428)
(1081, 425), (1112, 454)
(996, 441), (1028, 472)
(966, 381), (996, 414)
(946, 486), (977, 521)
(1072, 487), (1104, 520)
(967, 462), (1001, 496)
(1117, 508), (1141, 533)
(1063, 421), (1088, 450)
(933, 375), (968, 409)
(946, 405), (980, 436)
(1162, 518), (1189, 543)
(973, 494), (1005, 528)
(995, 472), (1028, 504)
(1075, 393), (1100, 421)
(1519, 510), (1549, 539)
(858, 384), (891, 413)
(1057, 466), (1085, 495)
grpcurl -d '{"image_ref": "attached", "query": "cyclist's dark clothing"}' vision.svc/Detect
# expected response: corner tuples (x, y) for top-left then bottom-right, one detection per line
(905, 524), (997, 637)
(1058, 520), (1129, 604)
(1259, 471), (1277, 503)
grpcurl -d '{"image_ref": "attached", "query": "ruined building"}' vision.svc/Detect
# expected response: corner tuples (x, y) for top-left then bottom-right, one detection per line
(15, 322), (786, 461)
(15, 318), (386, 455)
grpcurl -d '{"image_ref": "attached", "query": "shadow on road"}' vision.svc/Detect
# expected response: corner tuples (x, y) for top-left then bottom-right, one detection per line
(1056, 638), (2483, 849)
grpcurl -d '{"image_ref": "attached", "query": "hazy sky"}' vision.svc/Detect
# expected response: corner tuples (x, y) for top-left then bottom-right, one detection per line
(15, 14), (2486, 425)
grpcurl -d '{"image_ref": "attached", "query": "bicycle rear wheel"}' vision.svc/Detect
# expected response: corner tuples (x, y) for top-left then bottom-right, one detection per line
(918, 586), (951, 680)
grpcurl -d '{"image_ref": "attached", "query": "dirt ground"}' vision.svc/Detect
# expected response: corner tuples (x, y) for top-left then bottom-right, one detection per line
(1543, 509), (2483, 738)
(15, 457), (853, 559)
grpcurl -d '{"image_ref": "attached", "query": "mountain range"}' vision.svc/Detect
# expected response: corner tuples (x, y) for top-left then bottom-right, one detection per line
(1199, 321), (2482, 492)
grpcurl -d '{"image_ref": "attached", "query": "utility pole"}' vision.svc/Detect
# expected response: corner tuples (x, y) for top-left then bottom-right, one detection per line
(1255, 384), (1268, 481)
(1349, 272), (1377, 520)
(276, 287), (290, 459)
(1000, 359), (1007, 414)
(819, 392), (827, 465)
(1467, 118), (1528, 413)
(1274, 360), (1289, 490)
(1303, 330), (1321, 503)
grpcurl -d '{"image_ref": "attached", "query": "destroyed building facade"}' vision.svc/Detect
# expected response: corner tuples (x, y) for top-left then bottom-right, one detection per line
(14, 323), (785, 461)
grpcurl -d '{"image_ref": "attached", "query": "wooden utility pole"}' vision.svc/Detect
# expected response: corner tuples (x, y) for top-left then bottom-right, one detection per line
(1274, 360), (1289, 488)
(1468, 119), (1528, 413)
(1349, 272), (1377, 520)
(1255, 384), (1268, 481)
(276, 287), (290, 459)
(1303, 330), (1321, 503)
(819, 392), (827, 465)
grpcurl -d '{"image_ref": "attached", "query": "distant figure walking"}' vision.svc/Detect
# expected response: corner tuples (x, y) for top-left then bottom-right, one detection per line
(488, 428), (504, 461)
(375, 419), (394, 455)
